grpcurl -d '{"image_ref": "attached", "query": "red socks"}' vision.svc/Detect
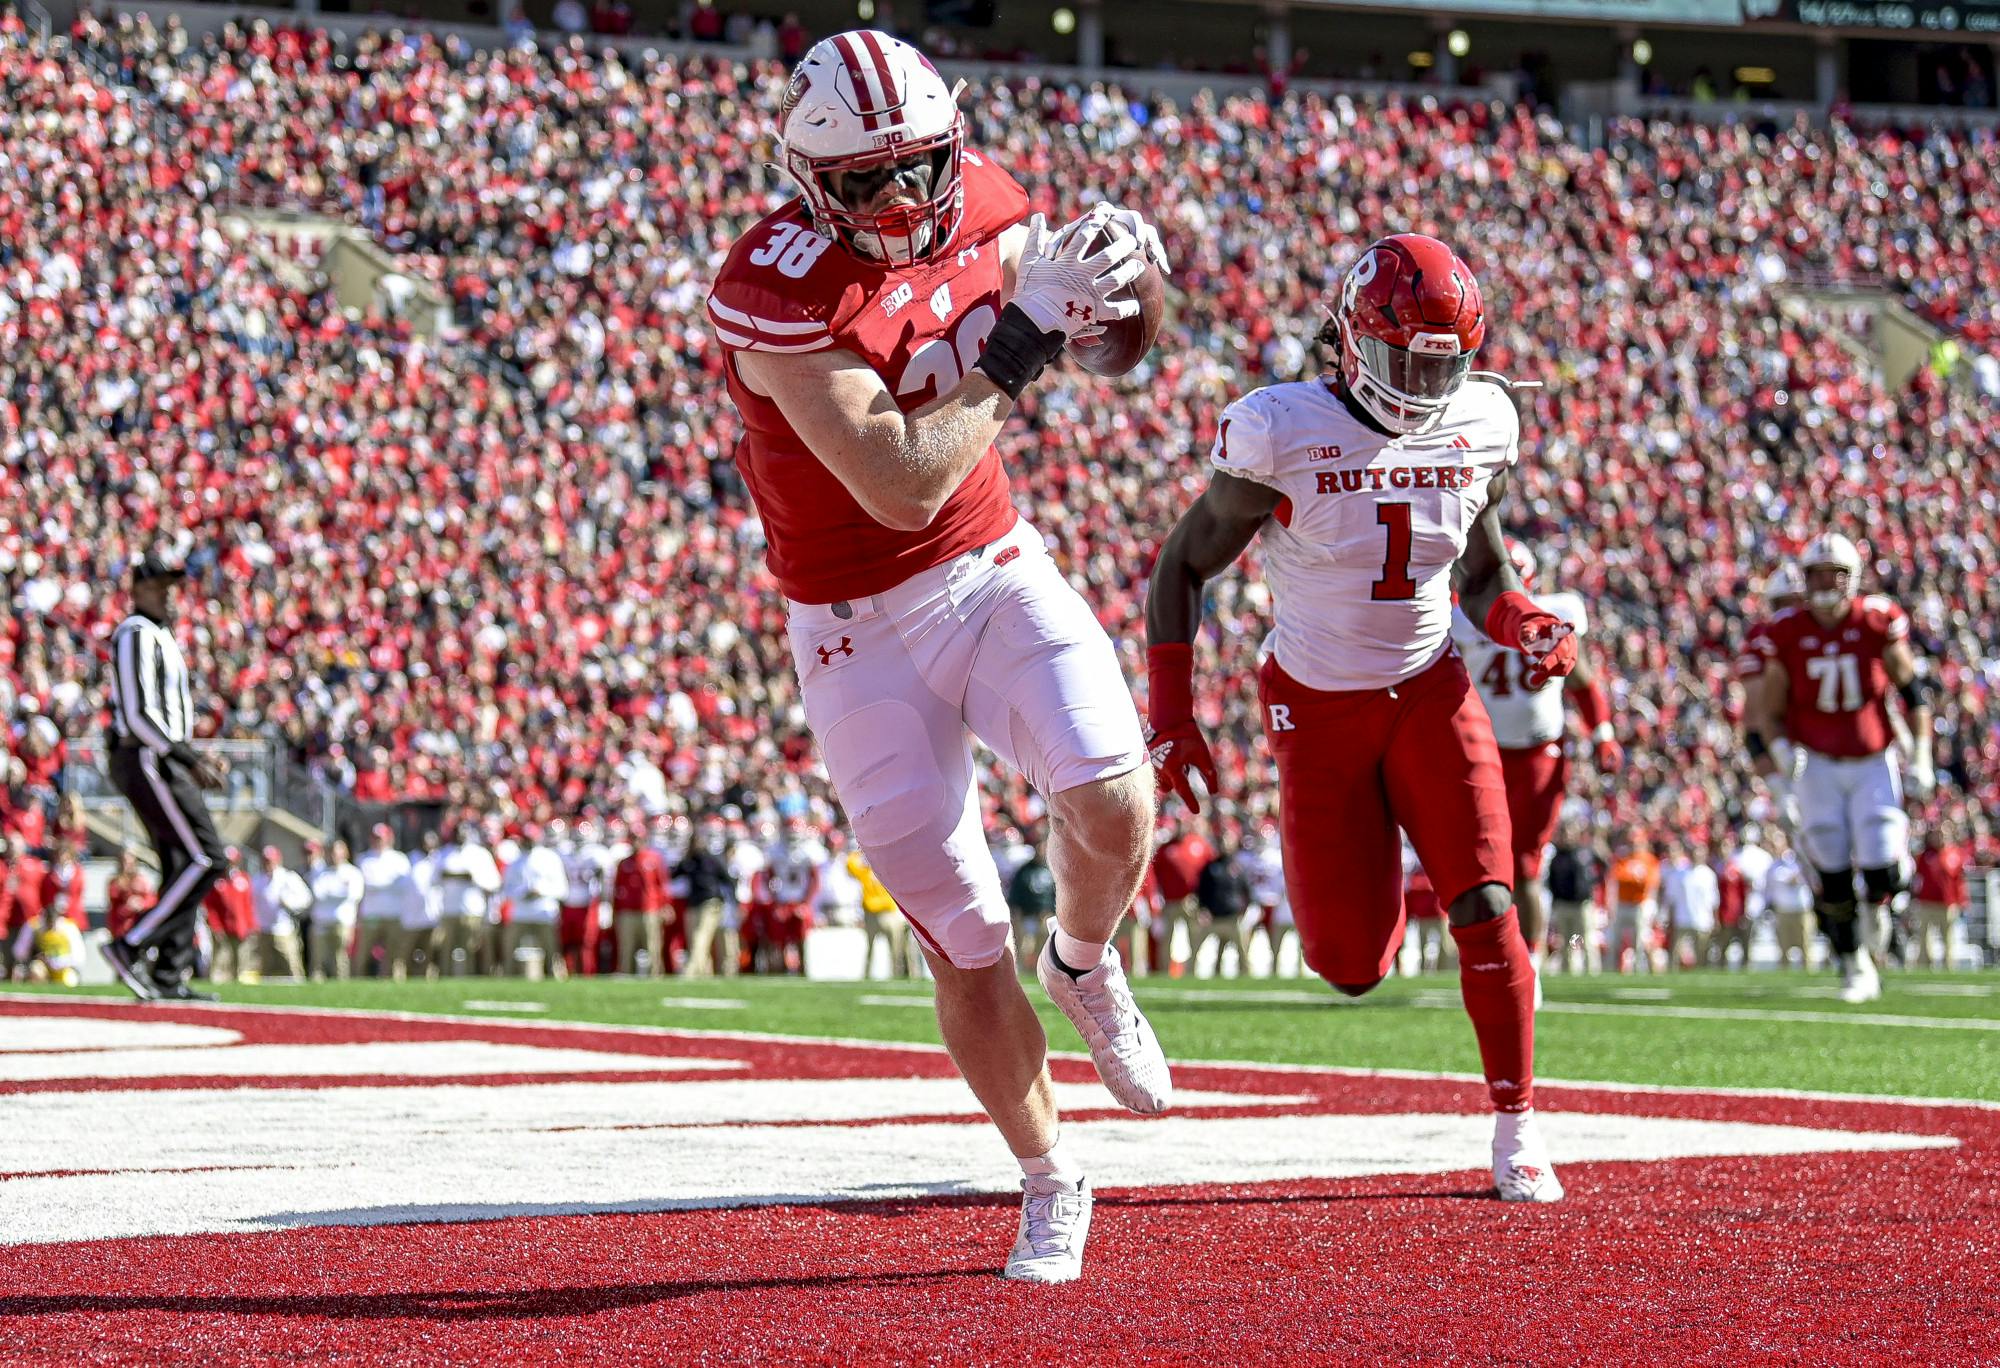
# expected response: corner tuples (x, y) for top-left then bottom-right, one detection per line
(1450, 910), (1536, 1113)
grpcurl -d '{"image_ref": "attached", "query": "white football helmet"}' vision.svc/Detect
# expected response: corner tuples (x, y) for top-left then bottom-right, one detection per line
(1798, 533), (1861, 615)
(777, 30), (964, 266)
(1763, 562), (1805, 607)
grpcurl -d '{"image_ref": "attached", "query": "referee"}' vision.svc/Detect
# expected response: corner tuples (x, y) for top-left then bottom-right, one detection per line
(101, 554), (231, 1002)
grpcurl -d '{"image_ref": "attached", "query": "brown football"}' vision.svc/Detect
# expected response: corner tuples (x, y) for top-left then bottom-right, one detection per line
(1064, 225), (1166, 378)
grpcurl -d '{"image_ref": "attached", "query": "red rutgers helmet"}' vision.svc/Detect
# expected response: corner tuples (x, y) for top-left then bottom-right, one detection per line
(1323, 233), (1486, 435)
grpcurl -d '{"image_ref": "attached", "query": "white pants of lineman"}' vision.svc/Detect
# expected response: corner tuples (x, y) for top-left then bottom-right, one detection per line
(787, 518), (1146, 970)
(1798, 748), (1907, 874)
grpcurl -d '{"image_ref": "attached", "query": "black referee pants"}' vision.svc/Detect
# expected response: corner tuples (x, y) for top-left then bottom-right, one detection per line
(107, 747), (228, 988)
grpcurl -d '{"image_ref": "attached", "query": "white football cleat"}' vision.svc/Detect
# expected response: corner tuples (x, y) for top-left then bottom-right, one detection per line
(1003, 1176), (1093, 1284)
(1037, 941), (1173, 1115)
(1839, 949), (1882, 1005)
(1532, 960), (1545, 1012)
(1492, 1108), (1565, 1203)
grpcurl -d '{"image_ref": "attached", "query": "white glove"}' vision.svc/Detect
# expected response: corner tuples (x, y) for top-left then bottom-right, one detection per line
(1080, 201), (1172, 275)
(1905, 750), (1936, 804)
(1009, 210), (1145, 341)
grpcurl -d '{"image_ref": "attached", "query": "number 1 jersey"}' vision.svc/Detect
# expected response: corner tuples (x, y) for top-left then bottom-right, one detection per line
(706, 151), (1027, 605)
(1211, 377), (1520, 691)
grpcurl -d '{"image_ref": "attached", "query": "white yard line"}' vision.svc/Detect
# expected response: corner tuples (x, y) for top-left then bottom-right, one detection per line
(460, 1000), (548, 1013)
(659, 997), (749, 1011)
(7, 991), (1996, 1112)
(1533, 1000), (2000, 1032)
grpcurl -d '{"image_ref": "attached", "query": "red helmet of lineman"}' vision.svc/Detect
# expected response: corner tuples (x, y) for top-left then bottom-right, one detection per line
(1323, 233), (1486, 435)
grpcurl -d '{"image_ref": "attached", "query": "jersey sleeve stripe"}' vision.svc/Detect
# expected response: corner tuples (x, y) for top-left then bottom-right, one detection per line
(707, 298), (830, 336)
(713, 327), (835, 354)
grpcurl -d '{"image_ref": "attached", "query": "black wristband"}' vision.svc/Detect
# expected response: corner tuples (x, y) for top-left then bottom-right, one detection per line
(972, 303), (1068, 401)
(1745, 731), (1769, 760)
(1898, 675), (1934, 711)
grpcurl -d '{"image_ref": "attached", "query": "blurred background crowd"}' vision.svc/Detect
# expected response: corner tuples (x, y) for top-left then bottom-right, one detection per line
(0, 5), (1995, 981)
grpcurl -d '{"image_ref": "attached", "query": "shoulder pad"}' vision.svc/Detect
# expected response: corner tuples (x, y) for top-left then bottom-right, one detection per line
(1211, 389), (1282, 483)
(707, 213), (846, 353)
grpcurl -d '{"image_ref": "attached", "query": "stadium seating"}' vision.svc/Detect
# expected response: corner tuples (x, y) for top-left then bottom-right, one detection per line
(3, 11), (1995, 873)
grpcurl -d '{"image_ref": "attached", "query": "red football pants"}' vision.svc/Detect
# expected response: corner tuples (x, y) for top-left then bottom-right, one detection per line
(1499, 742), (1570, 884)
(1259, 651), (1513, 987)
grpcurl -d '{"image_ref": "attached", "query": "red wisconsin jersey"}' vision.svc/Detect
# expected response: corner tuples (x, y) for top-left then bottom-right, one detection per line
(706, 151), (1028, 604)
(1736, 619), (1775, 681)
(1757, 597), (1909, 758)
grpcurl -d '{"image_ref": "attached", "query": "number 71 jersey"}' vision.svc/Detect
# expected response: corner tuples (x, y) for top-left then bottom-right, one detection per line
(705, 150), (1028, 605)
(1211, 377), (1520, 691)
(1754, 598), (1908, 758)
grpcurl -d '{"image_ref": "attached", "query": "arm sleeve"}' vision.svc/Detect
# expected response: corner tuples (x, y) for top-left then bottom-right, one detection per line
(115, 626), (178, 756)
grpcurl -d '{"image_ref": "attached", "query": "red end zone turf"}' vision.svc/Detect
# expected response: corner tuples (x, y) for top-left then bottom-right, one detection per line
(0, 998), (1993, 1364)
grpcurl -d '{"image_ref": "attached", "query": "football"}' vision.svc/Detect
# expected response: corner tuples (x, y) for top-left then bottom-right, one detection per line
(1064, 224), (1166, 378)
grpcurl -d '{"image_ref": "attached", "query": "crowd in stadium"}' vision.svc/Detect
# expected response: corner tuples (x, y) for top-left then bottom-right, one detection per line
(0, 8), (1996, 977)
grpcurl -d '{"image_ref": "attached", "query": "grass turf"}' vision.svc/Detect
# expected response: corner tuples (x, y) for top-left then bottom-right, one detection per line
(20, 968), (2000, 1103)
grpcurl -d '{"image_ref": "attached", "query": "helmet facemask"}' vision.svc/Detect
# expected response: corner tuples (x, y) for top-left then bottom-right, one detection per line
(798, 133), (962, 265)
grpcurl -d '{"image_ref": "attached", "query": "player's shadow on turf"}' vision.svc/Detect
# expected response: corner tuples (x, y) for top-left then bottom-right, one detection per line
(0, 1269), (997, 1323)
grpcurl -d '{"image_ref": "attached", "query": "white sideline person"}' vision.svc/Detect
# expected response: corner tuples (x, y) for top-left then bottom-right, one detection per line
(704, 30), (1173, 1284)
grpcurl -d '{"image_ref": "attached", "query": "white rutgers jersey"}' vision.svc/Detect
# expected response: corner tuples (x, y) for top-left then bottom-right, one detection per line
(1451, 591), (1587, 749)
(1213, 377), (1519, 691)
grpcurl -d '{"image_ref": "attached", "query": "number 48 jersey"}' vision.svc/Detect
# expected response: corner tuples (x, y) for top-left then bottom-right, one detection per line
(1451, 592), (1586, 748)
(1212, 377), (1520, 691)
(706, 150), (1028, 606)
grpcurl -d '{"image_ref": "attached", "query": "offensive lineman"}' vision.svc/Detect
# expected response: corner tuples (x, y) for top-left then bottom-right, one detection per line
(1745, 534), (1934, 1003)
(1450, 539), (1621, 995)
(1147, 234), (1573, 1202)
(705, 30), (1172, 1282)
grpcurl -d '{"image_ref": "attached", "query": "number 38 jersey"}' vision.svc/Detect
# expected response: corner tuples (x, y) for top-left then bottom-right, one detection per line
(1211, 377), (1519, 691)
(1753, 598), (1908, 758)
(706, 151), (1027, 605)
(1450, 591), (1586, 748)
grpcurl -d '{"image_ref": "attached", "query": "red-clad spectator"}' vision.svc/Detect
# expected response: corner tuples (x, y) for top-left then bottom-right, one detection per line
(1, 834), (47, 971)
(204, 848), (258, 982)
(1151, 819), (1213, 976)
(105, 850), (155, 944)
(40, 841), (86, 929)
(611, 828), (672, 975)
(1911, 824), (1972, 970)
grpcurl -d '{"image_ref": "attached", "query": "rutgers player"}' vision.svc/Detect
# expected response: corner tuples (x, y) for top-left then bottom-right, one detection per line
(1147, 234), (1573, 1202)
(1451, 540), (1620, 994)
(1746, 534), (1934, 1003)
(706, 30), (1172, 1282)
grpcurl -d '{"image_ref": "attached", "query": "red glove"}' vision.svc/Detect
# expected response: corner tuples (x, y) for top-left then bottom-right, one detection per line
(1486, 591), (1577, 689)
(1145, 642), (1218, 814)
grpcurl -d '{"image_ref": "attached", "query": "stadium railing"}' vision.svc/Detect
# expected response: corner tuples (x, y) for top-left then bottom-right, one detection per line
(62, 736), (336, 835)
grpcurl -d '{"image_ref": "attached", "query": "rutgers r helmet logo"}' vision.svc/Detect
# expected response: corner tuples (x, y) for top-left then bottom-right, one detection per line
(816, 637), (855, 665)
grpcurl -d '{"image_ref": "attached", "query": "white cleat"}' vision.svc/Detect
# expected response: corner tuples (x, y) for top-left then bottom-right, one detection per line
(1532, 961), (1545, 1012)
(1492, 1108), (1565, 1204)
(1839, 949), (1882, 1005)
(1002, 1176), (1093, 1284)
(1037, 941), (1173, 1115)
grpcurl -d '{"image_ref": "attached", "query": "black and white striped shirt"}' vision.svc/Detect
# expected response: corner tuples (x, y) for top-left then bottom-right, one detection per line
(108, 614), (195, 759)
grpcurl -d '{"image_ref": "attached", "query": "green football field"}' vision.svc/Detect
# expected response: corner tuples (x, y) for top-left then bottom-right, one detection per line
(31, 968), (2000, 1103)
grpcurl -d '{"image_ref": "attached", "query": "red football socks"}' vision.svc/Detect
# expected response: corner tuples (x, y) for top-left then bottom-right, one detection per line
(1450, 909), (1536, 1113)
